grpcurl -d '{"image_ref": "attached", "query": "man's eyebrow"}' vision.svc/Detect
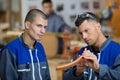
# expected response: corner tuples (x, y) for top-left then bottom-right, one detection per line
(36, 24), (42, 26)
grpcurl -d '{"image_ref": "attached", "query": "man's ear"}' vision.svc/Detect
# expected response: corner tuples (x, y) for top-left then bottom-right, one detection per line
(96, 22), (101, 30)
(25, 21), (30, 29)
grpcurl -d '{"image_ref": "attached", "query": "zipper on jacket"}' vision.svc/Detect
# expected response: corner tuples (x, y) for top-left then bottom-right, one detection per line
(29, 49), (35, 80)
(88, 52), (101, 80)
(35, 49), (43, 80)
(95, 52), (101, 80)
(89, 68), (92, 80)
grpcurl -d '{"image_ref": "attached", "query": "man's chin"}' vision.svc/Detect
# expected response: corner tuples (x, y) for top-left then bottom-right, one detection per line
(36, 37), (42, 41)
(87, 43), (92, 46)
(38, 36), (43, 39)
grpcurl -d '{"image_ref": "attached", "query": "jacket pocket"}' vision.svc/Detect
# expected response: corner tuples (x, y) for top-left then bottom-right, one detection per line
(17, 64), (32, 80)
(40, 62), (50, 80)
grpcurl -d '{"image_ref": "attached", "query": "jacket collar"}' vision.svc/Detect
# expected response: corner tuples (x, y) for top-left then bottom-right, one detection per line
(88, 36), (111, 53)
(100, 36), (111, 51)
(19, 34), (37, 49)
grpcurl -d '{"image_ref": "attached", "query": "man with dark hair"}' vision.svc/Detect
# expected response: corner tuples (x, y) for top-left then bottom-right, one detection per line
(42, 0), (71, 54)
(0, 9), (51, 80)
(42, 0), (70, 32)
(63, 12), (120, 80)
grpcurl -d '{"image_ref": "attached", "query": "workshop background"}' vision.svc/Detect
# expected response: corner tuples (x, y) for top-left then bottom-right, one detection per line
(0, 0), (120, 80)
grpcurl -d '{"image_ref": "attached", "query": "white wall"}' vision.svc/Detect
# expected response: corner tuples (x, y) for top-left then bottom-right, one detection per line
(21, 0), (42, 29)
(0, 0), (7, 11)
(52, 0), (107, 27)
(21, 0), (106, 28)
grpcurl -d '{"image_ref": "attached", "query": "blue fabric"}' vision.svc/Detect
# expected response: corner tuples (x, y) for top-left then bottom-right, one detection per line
(46, 12), (70, 32)
(0, 35), (51, 80)
(63, 37), (120, 80)
(1, 35), (47, 65)
(78, 38), (120, 66)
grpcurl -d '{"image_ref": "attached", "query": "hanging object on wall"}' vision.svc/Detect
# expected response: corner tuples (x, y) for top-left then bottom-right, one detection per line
(56, 3), (64, 12)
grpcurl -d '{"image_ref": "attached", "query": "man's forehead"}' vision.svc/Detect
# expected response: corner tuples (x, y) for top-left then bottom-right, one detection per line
(78, 20), (91, 30)
(79, 20), (88, 27)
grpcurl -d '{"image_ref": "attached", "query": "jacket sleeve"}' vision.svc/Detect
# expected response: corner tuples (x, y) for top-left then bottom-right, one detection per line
(62, 51), (84, 80)
(63, 66), (84, 80)
(55, 16), (71, 32)
(40, 43), (51, 80)
(0, 49), (18, 80)
(46, 60), (51, 80)
(99, 54), (120, 80)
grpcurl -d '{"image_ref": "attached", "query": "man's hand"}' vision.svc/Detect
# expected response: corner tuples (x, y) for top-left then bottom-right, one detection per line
(75, 55), (87, 76)
(82, 48), (99, 72)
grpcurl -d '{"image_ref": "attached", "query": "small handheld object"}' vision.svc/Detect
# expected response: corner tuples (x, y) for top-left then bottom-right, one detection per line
(56, 56), (83, 70)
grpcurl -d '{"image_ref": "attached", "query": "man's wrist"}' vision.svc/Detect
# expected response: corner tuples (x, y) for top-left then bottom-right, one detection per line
(94, 64), (99, 73)
(94, 67), (99, 73)
(73, 67), (83, 76)
(76, 69), (83, 76)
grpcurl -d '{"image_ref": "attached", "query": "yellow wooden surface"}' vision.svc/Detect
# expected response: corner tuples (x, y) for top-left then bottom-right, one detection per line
(108, 9), (120, 37)
(48, 59), (70, 80)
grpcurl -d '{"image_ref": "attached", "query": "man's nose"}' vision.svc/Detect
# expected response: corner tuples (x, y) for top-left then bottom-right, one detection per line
(41, 27), (45, 33)
(82, 33), (87, 39)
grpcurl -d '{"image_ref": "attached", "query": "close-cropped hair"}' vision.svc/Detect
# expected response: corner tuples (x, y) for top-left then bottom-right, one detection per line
(75, 12), (99, 27)
(25, 9), (48, 22)
(42, 0), (52, 5)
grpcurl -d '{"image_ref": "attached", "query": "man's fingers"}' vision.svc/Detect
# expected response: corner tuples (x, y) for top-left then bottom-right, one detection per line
(83, 48), (87, 52)
(84, 48), (87, 51)
(83, 56), (96, 63)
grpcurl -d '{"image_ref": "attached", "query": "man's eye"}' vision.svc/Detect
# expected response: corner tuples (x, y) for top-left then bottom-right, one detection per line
(44, 26), (47, 29)
(85, 29), (88, 33)
(79, 32), (82, 35)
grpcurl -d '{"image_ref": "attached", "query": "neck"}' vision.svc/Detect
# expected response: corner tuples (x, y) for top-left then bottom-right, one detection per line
(23, 32), (35, 49)
(93, 33), (106, 50)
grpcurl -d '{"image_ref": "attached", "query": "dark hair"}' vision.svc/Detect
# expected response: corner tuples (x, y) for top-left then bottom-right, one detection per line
(75, 12), (99, 27)
(25, 9), (48, 22)
(42, 0), (52, 5)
